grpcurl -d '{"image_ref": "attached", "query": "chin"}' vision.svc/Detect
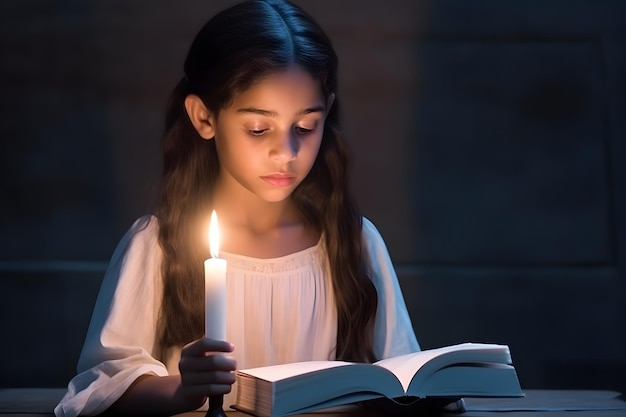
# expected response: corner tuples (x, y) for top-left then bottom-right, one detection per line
(260, 189), (296, 203)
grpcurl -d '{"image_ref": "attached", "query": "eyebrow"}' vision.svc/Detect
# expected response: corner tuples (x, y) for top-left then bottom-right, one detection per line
(236, 104), (325, 117)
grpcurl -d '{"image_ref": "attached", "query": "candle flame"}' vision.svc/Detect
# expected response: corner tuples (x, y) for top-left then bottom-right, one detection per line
(209, 210), (220, 258)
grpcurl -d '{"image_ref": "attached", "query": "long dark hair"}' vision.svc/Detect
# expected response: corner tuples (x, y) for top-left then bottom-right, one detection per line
(157, 0), (378, 362)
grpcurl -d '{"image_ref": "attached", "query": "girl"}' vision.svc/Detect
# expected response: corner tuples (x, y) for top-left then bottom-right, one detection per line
(55, 0), (419, 415)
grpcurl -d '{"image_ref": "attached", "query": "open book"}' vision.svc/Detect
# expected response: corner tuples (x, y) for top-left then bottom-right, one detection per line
(233, 342), (523, 417)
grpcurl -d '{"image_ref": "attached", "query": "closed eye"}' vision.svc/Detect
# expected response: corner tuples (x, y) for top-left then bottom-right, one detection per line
(295, 126), (315, 135)
(249, 129), (268, 136)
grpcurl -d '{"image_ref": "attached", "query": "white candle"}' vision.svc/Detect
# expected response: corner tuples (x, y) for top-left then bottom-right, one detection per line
(204, 210), (227, 340)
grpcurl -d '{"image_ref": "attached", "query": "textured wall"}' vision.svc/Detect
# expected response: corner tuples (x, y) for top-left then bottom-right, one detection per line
(1, 0), (625, 393)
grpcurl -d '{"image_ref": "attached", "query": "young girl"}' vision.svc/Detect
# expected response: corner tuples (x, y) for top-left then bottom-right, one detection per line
(55, 0), (419, 415)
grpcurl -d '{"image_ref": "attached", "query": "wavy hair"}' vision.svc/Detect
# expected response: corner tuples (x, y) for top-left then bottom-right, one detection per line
(157, 0), (378, 362)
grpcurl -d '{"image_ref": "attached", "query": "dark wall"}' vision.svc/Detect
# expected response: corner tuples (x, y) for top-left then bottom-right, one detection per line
(1, 0), (624, 393)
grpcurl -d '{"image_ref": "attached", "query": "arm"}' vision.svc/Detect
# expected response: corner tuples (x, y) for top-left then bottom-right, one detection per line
(361, 218), (420, 359)
(57, 217), (230, 417)
(55, 217), (166, 417)
(108, 338), (236, 416)
(106, 375), (191, 416)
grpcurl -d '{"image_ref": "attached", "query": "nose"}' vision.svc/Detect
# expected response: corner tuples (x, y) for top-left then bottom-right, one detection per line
(270, 131), (299, 162)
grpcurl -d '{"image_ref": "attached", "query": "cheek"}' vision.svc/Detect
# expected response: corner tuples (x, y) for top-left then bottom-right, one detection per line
(304, 133), (324, 162)
(214, 137), (244, 174)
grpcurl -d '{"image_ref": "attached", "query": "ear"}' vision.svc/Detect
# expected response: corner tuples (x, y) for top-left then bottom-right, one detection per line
(184, 94), (216, 140)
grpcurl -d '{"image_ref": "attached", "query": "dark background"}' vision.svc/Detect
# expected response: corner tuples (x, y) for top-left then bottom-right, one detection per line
(1, 0), (625, 394)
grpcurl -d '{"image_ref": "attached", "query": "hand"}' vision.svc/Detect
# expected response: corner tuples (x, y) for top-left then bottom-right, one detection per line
(178, 337), (237, 404)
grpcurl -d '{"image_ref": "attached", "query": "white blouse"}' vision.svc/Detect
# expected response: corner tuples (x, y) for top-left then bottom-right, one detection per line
(54, 215), (419, 417)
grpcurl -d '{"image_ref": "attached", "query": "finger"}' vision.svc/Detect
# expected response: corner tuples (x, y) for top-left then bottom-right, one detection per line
(181, 370), (237, 386)
(182, 383), (234, 397)
(182, 338), (234, 356)
(179, 354), (237, 373)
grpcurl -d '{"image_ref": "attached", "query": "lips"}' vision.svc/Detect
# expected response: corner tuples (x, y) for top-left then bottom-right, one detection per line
(261, 173), (296, 187)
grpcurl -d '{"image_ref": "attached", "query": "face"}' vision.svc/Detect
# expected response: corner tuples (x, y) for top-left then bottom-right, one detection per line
(212, 66), (330, 203)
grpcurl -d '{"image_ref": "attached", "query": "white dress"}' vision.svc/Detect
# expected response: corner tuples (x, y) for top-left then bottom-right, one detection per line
(54, 215), (419, 417)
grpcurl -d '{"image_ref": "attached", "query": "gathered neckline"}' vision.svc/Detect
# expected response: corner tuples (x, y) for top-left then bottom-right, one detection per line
(220, 237), (323, 263)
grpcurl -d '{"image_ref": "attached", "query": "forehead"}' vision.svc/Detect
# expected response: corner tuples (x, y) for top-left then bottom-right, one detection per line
(229, 66), (325, 110)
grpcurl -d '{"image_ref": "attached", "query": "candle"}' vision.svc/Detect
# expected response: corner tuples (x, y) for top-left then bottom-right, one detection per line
(205, 210), (227, 340)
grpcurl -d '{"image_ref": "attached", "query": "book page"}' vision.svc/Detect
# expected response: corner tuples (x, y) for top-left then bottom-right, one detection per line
(374, 343), (511, 392)
(238, 360), (353, 382)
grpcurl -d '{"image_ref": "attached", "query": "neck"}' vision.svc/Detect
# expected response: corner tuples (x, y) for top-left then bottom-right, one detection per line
(213, 179), (303, 229)
(211, 181), (319, 258)
(215, 198), (300, 233)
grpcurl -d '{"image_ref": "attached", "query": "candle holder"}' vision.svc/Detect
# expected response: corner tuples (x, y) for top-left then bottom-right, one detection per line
(206, 394), (227, 417)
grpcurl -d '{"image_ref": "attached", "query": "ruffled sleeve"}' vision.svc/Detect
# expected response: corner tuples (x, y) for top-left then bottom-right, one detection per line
(361, 217), (420, 359)
(54, 215), (168, 417)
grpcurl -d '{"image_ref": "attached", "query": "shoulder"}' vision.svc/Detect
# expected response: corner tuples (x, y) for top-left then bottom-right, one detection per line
(360, 216), (389, 253)
(107, 214), (161, 271)
(121, 214), (159, 249)
(361, 216), (380, 237)
(128, 214), (159, 239)
(97, 214), (163, 312)
(359, 216), (396, 278)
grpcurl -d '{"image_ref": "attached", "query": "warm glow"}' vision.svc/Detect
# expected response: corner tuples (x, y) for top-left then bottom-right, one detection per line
(209, 210), (220, 258)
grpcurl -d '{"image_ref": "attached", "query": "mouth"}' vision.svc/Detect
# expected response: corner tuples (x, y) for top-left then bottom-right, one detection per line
(261, 173), (296, 187)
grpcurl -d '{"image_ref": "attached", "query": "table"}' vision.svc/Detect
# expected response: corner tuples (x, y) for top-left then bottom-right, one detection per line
(1, 388), (625, 416)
